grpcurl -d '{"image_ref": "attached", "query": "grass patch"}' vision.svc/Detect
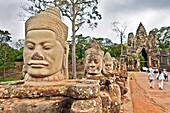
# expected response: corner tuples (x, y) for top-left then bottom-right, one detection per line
(0, 78), (20, 82)
(0, 76), (24, 82)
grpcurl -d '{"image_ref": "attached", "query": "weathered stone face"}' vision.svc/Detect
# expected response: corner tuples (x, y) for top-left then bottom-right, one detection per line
(85, 40), (104, 77)
(103, 52), (114, 74)
(128, 33), (134, 47)
(149, 31), (157, 48)
(23, 7), (68, 81)
(85, 54), (103, 74)
(24, 30), (64, 78)
(136, 23), (147, 47)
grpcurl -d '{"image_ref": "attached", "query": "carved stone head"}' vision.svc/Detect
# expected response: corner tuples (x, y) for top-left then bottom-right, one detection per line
(149, 31), (157, 48)
(128, 33), (134, 47)
(103, 52), (114, 74)
(23, 7), (68, 81)
(84, 40), (104, 78)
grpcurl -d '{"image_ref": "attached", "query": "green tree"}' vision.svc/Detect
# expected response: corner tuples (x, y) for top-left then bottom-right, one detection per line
(22, 0), (102, 79)
(69, 36), (127, 62)
(152, 26), (170, 44)
(157, 42), (170, 50)
(75, 34), (91, 59)
(93, 37), (127, 57)
(14, 39), (25, 61)
(0, 30), (15, 79)
(111, 22), (127, 55)
(15, 39), (25, 49)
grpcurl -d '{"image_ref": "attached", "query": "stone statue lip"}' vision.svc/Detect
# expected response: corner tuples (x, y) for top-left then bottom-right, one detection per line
(28, 61), (49, 68)
(88, 73), (98, 75)
(89, 68), (96, 71)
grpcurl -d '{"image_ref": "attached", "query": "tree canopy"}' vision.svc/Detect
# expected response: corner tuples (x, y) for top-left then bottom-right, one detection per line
(0, 29), (24, 79)
(67, 34), (127, 61)
(152, 26), (170, 50)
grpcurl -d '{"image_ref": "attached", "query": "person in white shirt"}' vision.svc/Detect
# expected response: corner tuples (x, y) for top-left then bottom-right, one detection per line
(148, 69), (155, 88)
(156, 70), (165, 90)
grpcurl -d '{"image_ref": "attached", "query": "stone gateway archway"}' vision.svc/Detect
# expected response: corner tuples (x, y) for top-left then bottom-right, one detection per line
(140, 48), (148, 68)
(120, 22), (170, 71)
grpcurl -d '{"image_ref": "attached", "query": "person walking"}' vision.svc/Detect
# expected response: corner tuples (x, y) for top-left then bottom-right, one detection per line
(156, 69), (165, 90)
(163, 69), (168, 81)
(148, 69), (155, 88)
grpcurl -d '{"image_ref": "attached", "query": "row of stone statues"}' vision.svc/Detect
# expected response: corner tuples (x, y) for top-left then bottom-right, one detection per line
(84, 39), (128, 112)
(0, 7), (128, 113)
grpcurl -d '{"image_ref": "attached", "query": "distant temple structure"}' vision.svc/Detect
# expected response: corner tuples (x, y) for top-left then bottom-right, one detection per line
(120, 22), (170, 71)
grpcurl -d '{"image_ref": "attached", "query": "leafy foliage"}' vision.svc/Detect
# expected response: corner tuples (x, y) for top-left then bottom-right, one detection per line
(157, 42), (170, 50)
(0, 30), (14, 79)
(152, 26), (170, 45)
(68, 34), (127, 61)
(0, 30), (24, 79)
(111, 21), (127, 54)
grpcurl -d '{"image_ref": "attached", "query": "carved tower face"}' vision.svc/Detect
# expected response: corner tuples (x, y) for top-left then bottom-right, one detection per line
(103, 52), (114, 74)
(23, 7), (68, 81)
(128, 33), (134, 48)
(136, 23), (147, 47)
(85, 40), (104, 77)
(149, 31), (157, 48)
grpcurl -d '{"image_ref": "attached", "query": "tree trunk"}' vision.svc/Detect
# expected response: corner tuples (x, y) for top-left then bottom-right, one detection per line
(72, 3), (76, 79)
(3, 68), (6, 80)
(3, 51), (6, 79)
(121, 35), (123, 55)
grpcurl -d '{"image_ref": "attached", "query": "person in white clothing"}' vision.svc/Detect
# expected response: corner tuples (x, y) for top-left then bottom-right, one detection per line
(148, 69), (155, 88)
(156, 70), (165, 90)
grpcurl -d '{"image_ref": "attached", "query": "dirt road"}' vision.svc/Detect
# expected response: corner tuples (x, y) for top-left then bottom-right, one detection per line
(130, 72), (170, 113)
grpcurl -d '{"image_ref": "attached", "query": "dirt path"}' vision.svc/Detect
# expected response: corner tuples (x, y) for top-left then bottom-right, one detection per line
(130, 72), (170, 113)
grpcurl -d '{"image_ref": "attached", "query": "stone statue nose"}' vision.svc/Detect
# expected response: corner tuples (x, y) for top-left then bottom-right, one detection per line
(31, 52), (44, 60)
(90, 61), (95, 68)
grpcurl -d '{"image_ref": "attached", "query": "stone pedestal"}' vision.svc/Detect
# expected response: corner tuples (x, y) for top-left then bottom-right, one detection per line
(0, 79), (102, 113)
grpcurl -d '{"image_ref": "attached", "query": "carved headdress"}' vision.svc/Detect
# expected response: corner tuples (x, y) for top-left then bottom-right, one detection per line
(85, 40), (104, 57)
(104, 52), (114, 62)
(25, 6), (68, 47)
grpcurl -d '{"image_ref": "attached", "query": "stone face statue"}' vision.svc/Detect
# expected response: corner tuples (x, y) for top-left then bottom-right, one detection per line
(149, 31), (157, 48)
(84, 40), (104, 78)
(23, 7), (68, 81)
(103, 52), (114, 75)
(128, 33), (134, 48)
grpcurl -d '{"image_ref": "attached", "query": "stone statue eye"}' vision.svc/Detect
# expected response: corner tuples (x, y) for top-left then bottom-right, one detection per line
(43, 45), (53, 50)
(105, 64), (108, 67)
(27, 44), (34, 50)
(94, 59), (98, 64)
(88, 60), (92, 63)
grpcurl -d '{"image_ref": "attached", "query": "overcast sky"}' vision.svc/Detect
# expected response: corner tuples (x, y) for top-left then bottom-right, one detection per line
(0, 0), (170, 48)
